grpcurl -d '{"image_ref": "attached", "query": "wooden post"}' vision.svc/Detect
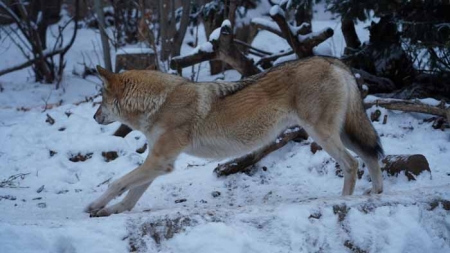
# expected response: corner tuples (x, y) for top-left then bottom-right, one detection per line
(94, 0), (112, 71)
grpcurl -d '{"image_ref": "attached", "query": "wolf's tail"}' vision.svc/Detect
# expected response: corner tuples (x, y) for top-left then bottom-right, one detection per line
(342, 86), (384, 160)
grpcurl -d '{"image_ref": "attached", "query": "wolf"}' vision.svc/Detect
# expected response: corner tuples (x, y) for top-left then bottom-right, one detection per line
(86, 57), (383, 217)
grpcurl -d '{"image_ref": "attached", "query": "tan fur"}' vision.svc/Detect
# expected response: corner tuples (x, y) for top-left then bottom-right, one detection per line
(87, 57), (383, 217)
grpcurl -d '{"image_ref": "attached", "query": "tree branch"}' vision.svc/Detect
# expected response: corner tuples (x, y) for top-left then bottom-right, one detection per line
(269, 5), (333, 58)
(0, 0), (79, 78)
(251, 17), (283, 37)
(256, 50), (294, 68)
(364, 99), (450, 121)
(171, 20), (260, 77)
(170, 46), (217, 71)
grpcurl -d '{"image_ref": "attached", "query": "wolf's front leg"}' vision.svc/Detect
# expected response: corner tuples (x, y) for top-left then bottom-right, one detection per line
(85, 131), (187, 216)
(93, 182), (151, 217)
(93, 162), (174, 217)
(84, 166), (162, 216)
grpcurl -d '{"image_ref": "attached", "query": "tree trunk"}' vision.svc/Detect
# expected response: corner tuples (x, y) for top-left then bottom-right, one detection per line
(171, 0), (191, 57)
(295, 0), (312, 31)
(341, 17), (360, 54)
(345, 16), (415, 89)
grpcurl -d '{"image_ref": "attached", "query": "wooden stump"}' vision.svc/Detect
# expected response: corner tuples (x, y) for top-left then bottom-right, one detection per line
(115, 49), (155, 72)
(381, 154), (431, 180)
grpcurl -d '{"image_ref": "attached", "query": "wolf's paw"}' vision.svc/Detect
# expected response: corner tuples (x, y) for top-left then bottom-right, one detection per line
(363, 187), (383, 195)
(84, 202), (104, 215)
(90, 208), (112, 217)
(89, 202), (130, 217)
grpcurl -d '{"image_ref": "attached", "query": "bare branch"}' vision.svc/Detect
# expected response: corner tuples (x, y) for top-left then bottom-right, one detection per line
(0, 0), (79, 78)
(251, 17), (283, 37)
(364, 99), (450, 121)
(233, 39), (272, 56)
(171, 21), (260, 77)
(256, 50), (294, 68)
(269, 5), (333, 58)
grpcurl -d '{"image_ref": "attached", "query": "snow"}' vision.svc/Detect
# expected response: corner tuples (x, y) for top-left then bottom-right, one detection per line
(1, 4), (450, 253)
(221, 19), (231, 29)
(208, 27), (221, 41)
(251, 17), (281, 34)
(177, 41), (214, 59)
(116, 46), (155, 55)
(269, 5), (285, 17)
(235, 0), (272, 28)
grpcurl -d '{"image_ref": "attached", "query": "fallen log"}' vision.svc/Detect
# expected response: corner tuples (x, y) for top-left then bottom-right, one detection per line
(214, 127), (308, 177)
(364, 99), (450, 122)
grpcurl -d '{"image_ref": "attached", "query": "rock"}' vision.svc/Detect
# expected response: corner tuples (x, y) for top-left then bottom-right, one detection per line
(292, 128), (309, 142)
(136, 143), (147, 154)
(56, 190), (69, 194)
(211, 191), (221, 198)
(310, 142), (323, 154)
(45, 113), (55, 125)
(37, 202), (47, 208)
(0, 195), (16, 201)
(36, 185), (45, 193)
(333, 204), (350, 222)
(69, 152), (93, 162)
(381, 154), (431, 180)
(101, 151), (119, 162)
(138, 216), (195, 245)
(370, 109), (382, 122)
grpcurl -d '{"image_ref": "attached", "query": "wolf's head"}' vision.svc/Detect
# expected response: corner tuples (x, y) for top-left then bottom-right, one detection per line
(94, 66), (122, 125)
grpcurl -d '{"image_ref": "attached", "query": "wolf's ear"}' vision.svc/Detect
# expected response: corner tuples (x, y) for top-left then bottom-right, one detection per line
(96, 65), (114, 89)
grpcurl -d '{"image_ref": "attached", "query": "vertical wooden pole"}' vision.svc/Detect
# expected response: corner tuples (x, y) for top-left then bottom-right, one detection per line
(94, 0), (112, 71)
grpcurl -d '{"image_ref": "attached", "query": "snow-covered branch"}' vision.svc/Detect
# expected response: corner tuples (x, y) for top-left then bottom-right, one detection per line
(170, 20), (260, 77)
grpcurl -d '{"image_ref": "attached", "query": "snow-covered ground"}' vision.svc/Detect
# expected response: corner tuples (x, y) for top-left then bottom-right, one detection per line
(1, 4), (450, 253)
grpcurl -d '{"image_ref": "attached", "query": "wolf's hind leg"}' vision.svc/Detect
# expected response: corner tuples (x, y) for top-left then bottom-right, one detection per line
(359, 154), (383, 194)
(340, 130), (383, 194)
(307, 128), (359, 195)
